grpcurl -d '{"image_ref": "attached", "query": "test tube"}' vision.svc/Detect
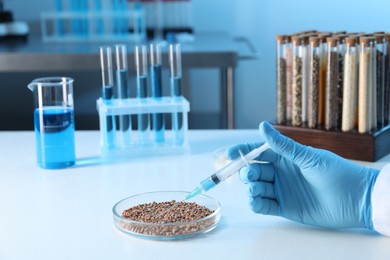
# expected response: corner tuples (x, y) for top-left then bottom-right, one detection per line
(319, 33), (331, 127)
(169, 43), (184, 144)
(154, 0), (163, 41)
(70, 0), (83, 35)
(325, 37), (339, 130)
(370, 37), (377, 130)
(115, 44), (131, 146)
(335, 34), (346, 130)
(291, 36), (303, 127)
(358, 37), (373, 133)
(276, 35), (287, 125)
(99, 46), (116, 147)
(133, 1), (144, 39)
(374, 34), (385, 128)
(80, 0), (89, 36)
(301, 35), (310, 126)
(95, 0), (104, 35)
(135, 45), (150, 143)
(342, 37), (358, 132)
(55, 0), (64, 36)
(150, 43), (165, 142)
(112, 0), (119, 34)
(385, 33), (390, 126)
(112, 0), (127, 34)
(285, 35), (293, 124)
(308, 36), (321, 129)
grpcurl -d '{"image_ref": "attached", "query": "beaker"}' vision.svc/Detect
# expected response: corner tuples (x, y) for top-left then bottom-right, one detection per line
(28, 77), (76, 169)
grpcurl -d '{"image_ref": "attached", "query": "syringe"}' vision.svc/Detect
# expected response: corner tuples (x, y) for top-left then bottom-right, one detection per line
(185, 143), (270, 200)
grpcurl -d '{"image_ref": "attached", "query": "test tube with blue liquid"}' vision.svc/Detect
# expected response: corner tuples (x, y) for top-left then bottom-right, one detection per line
(55, 0), (64, 36)
(135, 45), (150, 143)
(100, 46), (116, 148)
(94, 0), (104, 35)
(115, 44), (132, 146)
(133, 1), (144, 39)
(80, 0), (89, 36)
(112, 0), (127, 34)
(70, 0), (82, 35)
(169, 43), (184, 145)
(150, 43), (165, 142)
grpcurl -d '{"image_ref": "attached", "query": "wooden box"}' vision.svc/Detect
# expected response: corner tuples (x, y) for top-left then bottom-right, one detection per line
(273, 124), (390, 162)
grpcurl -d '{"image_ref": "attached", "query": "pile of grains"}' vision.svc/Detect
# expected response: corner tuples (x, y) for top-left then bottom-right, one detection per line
(120, 200), (215, 237)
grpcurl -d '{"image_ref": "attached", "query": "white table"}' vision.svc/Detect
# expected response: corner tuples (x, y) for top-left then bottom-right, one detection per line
(0, 130), (389, 260)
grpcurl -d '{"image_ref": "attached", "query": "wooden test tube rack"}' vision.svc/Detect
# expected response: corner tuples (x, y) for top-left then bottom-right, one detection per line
(273, 124), (390, 162)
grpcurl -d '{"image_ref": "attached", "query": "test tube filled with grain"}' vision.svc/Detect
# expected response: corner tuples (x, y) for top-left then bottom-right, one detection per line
(358, 37), (373, 133)
(292, 36), (303, 127)
(374, 34), (386, 128)
(369, 37), (377, 130)
(285, 35), (294, 124)
(276, 35), (287, 125)
(342, 37), (358, 132)
(301, 35), (310, 125)
(318, 33), (331, 127)
(385, 34), (390, 126)
(325, 37), (339, 130)
(308, 36), (321, 128)
(335, 34), (346, 129)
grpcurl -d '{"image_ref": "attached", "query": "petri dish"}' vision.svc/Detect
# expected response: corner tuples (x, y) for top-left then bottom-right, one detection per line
(113, 191), (221, 240)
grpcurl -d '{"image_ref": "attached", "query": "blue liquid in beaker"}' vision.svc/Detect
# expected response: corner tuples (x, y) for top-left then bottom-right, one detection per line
(34, 107), (75, 169)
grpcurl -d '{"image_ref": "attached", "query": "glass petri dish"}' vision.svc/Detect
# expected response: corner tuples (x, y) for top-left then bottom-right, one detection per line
(113, 191), (221, 240)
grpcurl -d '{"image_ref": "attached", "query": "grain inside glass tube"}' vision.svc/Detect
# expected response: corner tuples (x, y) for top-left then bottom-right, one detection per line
(374, 34), (386, 128)
(358, 37), (373, 133)
(292, 36), (303, 127)
(334, 34), (346, 130)
(384, 33), (390, 126)
(318, 33), (331, 127)
(325, 37), (339, 130)
(342, 37), (358, 132)
(285, 35), (293, 124)
(308, 36), (320, 128)
(276, 35), (287, 125)
(369, 36), (377, 130)
(301, 35), (310, 126)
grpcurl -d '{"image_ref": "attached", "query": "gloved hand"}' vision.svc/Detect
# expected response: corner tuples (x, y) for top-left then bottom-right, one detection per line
(227, 121), (379, 230)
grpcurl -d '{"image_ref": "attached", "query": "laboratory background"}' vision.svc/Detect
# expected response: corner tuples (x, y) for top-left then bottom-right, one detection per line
(2, 0), (390, 130)
(1, 0), (390, 259)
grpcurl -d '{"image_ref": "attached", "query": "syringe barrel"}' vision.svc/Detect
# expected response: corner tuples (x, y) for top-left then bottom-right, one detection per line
(200, 176), (218, 191)
(214, 143), (270, 183)
(214, 156), (248, 183)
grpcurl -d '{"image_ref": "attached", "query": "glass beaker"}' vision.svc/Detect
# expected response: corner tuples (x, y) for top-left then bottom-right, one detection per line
(28, 77), (76, 169)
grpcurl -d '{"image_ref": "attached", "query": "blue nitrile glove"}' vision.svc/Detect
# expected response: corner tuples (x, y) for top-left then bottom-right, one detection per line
(227, 121), (380, 230)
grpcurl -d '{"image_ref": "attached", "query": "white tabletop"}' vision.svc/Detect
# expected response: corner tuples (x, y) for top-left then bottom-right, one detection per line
(1, 130), (389, 260)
